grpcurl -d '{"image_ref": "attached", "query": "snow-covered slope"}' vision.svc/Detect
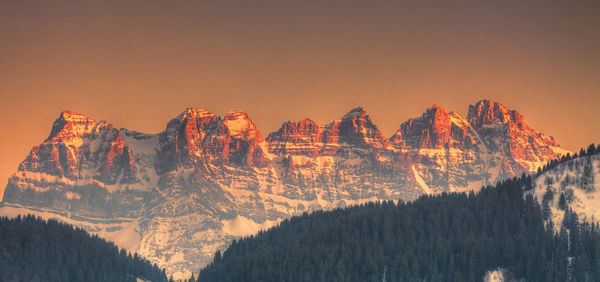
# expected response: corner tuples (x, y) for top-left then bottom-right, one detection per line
(530, 150), (600, 230)
(0, 100), (569, 277)
(483, 268), (513, 282)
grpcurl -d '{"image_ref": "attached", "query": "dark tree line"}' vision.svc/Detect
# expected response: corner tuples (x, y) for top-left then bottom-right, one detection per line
(0, 215), (167, 282)
(198, 174), (600, 281)
(537, 143), (600, 176)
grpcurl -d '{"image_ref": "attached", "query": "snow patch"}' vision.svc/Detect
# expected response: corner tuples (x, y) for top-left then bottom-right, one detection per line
(484, 268), (506, 282)
(121, 130), (159, 157)
(168, 252), (185, 264)
(222, 215), (280, 237)
(223, 111), (254, 139)
(0, 203), (141, 251)
(529, 154), (600, 231)
(412, 166), (432, 194)
(65, 191), (81, 200)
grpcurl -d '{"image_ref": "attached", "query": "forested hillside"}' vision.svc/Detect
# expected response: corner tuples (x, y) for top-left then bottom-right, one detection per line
(0, 215), (167, 282)
(198, 175), (600, 282)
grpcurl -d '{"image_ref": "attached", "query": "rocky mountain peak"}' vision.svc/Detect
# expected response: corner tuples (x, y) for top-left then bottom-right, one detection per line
(204, 110), (269, 167)
(427, 104), (450, 125)
(156, 109), (219, 172)
(166, 108), (218, 132)
(47, 110), (98, 141)
(428, 104), (444, 111)
(467, 100), (515, 128)
(59, 110), (95, 123)
(341, 106), (367, 119)
(323, 107), (388, 149)
(392, 105), (454, 149)
(164, 108), (218, 142)
(392, 104), (482, 152)
(179, 107), (216, 120)
(221, 110), (262, 141)
(17, 110), (136, 181)
(467, 100), (567, 173)
(267, 118), (322, 142)
(224, 109), (249, 118)
(266, 118), (323, 156)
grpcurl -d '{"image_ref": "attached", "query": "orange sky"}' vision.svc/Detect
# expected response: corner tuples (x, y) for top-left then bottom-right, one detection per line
(1, 0), (599, 187)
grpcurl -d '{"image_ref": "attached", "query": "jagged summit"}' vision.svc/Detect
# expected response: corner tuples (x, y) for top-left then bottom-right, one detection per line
(223, 109), (251, 126)
(467, 100), (520, 128)
(178, 107), (216, 120)
(465, 100), (567, 174)
(391, 104), (472, 150)
(199, 109), (269, 167)
(424, 104), (450, 123)
(18, 109), (135, 182)
(47, 110), (98, 141)
(267, 118), (321, 142)
(59, 110), (95, 122)
(341, 106), (366, 119)
(164, 108), (218, 133)
(224, 109), (249, 117)
(324, 106), (388, 149)
(221, 109), (261, 140)
(428, 104), (445, 111)
(266, 118), (323, 156)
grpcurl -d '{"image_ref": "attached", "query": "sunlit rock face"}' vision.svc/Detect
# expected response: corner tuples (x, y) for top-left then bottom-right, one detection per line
(267, 107), (417, 202)
(467, 100), (569, 178)
(5, 110), (142, 219)
(19, 110), (136, 182)
(1, 101), (569, 276)
(267, 118), (323, 156)
(390, 104), (485, 192)
(388, 101), (568, 193)
(204, 109), (270, 168)
(156, 107), (219, 174)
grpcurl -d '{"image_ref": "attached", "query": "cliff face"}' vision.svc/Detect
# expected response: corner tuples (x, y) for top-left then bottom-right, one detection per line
(18, 111), (136, 182)
(322, 107), (389, 150)
(387, 101), (568, 192)
(390, 105), (484, 192)
(266, 107), (416, 202)
(1, 100), (569, 276)
(204, 110), (270, 168)
(467, 100), (569, 178)
(267, 118), (323, 156)
(156, 107), (219, 174)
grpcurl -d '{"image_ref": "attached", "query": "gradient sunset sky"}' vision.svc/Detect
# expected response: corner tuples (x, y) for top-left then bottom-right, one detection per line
(1, 0), (599, 186)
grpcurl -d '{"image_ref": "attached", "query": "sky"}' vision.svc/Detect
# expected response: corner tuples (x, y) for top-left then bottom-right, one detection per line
(0, 0), (599, 187)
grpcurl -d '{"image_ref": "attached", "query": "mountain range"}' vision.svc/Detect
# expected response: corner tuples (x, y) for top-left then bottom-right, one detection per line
(0, 100), (569, 277)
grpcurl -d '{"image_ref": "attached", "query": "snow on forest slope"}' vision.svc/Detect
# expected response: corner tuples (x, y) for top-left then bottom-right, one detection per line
(530, 152), (600, 230)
